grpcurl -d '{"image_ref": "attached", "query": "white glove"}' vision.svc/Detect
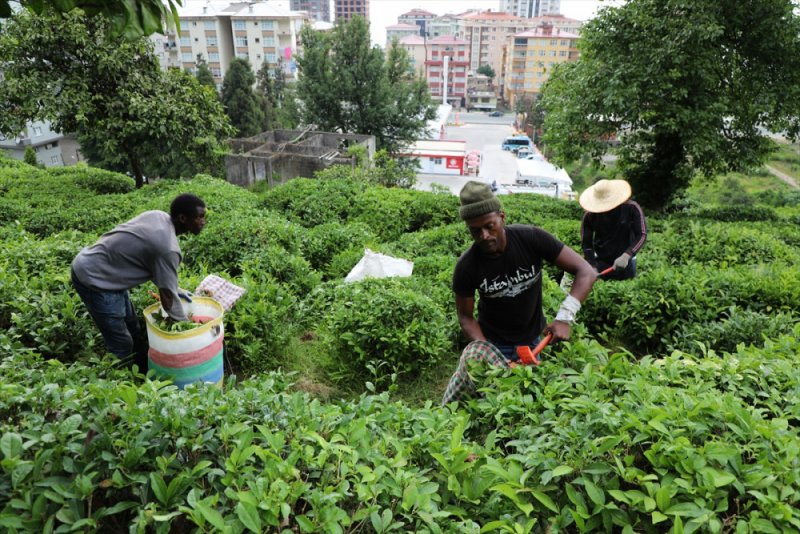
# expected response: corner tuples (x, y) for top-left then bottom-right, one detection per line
(177, 288), (193, 303)
(613, 253), (631, 270)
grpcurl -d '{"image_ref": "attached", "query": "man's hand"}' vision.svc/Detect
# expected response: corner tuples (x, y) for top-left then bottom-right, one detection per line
(614, 252), (631, 270)
(547, 320), (572, 343)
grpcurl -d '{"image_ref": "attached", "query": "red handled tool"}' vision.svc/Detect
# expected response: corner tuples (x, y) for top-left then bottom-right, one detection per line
(515, 332), (554, 366)
(598, 266), (615, 277)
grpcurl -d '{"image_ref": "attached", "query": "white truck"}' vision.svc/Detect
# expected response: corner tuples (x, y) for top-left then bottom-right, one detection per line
(503, 157), (575, 200)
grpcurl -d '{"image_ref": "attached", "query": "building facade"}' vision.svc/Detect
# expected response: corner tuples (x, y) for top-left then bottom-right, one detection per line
(334, 0), (369, 23)
(466, 74), (498, 111)
(398, 8), (437, 36)
(170, 1), (308, 88)
(498, 0), (561, 18)
(386, 23), (421, 45)
(0, 121), (82, 167)
(427, 14), (459, 38)
(456, 11), (529, 96)
(396, 34), (426, 75)
(290, 0), (330, 22)
(425, 36), (470, 108)
(503, 25), (579, 107)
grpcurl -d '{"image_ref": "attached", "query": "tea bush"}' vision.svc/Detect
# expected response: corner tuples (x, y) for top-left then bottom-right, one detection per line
(299, 221), (376, 273)
(258, 176), (362, 227)
(317, 278), (454, 386)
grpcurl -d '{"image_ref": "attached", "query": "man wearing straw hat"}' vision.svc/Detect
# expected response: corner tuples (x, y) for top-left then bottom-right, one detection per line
(443, 181), (597, 404)
(579, 179), (647, 281)
(70, 193), (206, 369)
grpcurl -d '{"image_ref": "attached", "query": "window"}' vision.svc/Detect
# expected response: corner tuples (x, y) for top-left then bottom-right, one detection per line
(51, 155), (60, 164)
(255, 37), (260, 43)
(549, 50), (557, 56)
(263, 36), (275, 46)
(182, 52), (193, 62)
(559, 50), (567, 57)
(209, 52), (219, 61)
(211, 68), (222, 77)
(433, 158), (442, 164)
(538, 50), (545, 56)
(266, 53), (276, 62)
(233, 20), (246, 30)
(207, 36), (217, 47)
(180, 36), (190, 46)
(204, 20), (215, 29)
(237, 52), (248, 59)
(550, 39), (557, 45)
(235, 36), (248, 46)
(32, 126), (42, 136)
(261, 20), (274, 29)
(560, 40), (568, 46)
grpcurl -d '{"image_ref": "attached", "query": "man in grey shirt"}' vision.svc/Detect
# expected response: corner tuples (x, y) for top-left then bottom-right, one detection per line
(71, 193), (206, 369)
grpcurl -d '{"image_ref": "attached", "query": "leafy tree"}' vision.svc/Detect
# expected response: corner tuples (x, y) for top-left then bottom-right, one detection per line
(0, 10), (234, 187)
(195, 54), (217, 89)
(256, 60), (280, 130)
(476, 64), (495, 80)
(221, 58), (266, 137)
(296, 15), (436, 153)
(540, 0), (800, 209)
(0, 0), (182, 38)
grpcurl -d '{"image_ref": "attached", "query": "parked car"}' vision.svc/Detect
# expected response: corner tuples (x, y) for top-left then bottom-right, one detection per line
(488, 111), (504, 117)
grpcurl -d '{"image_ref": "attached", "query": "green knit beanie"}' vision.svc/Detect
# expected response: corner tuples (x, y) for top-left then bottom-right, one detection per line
(459, 181), (502, 220)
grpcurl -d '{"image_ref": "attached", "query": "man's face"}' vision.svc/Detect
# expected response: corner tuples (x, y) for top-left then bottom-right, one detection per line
(182, 206), (206, 235)
(466, 211), (506, 255)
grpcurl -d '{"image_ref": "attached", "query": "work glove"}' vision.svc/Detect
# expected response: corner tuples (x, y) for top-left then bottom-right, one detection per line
(177, 288), (193, 303)
(613, 253), (631, 270)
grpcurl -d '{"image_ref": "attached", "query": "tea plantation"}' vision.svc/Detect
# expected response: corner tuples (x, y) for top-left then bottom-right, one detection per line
(1, 156), (799, 533)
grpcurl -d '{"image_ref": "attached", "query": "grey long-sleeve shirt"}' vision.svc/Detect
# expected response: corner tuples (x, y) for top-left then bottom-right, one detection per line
(71, 211), (188, 321)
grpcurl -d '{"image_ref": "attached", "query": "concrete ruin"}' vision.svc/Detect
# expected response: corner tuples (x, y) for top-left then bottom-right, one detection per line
(224, 129), (375, 188)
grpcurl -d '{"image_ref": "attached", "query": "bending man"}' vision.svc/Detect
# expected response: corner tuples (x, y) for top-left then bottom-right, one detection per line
(71, 193), (206, 369)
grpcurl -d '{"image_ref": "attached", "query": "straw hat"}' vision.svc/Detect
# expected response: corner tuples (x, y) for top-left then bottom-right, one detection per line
(579, 179), (632, 213)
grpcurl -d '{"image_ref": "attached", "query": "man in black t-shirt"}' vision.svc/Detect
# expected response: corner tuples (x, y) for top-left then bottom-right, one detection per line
(452, 181), (597, 362)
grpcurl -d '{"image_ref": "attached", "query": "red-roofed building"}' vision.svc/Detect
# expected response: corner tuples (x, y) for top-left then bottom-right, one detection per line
(425, 36), (470, 107)
(396, 34), (426, 74)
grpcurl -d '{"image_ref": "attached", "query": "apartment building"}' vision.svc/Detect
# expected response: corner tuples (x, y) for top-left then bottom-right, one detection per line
(395, 34), (426, 74)
(397, 8), (437, 36)
(171, 1), (308, 88)
(456, 11), (529, 91)
(334, 0), (369, 23)
(425, 36), (470, 107)
(466, 73), (498, 111)
(386, 23), (421, 46)
(503, 24), (579, 107)
(427, 14), (459, 38)
(528, 14), (583, 35)
(0, 121), (82, 167)
(290, 0), (330, 22)
(499, 0), (561, 18)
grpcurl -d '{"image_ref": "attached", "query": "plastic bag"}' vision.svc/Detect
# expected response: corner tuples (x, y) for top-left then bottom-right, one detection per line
(344, 248), (414, 283)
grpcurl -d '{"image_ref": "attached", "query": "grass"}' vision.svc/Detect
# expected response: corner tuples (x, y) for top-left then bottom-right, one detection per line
(766, 141), (800, 180)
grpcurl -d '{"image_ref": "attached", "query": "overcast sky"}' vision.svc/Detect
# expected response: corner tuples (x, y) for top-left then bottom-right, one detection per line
(368, 0), (616, 44)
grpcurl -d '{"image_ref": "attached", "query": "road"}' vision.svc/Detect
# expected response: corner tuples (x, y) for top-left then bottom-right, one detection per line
(414, 110), (523, 195)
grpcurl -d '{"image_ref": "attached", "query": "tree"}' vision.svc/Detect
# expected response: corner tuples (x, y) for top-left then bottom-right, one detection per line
(296, 16), (436, 153)
(221, 58), (266, 137)
(539, 0), (800, 209)
(476, 64), (495, 80)
(0, 10), (234, 187)
(195, 54), (217, 89)
(0, 0), (182, 38)
(23, 146), (38, 167)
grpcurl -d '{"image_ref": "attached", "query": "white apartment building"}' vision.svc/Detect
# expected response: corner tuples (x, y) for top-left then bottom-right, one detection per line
(499, 0), (561, 18)
(170, 1), (309, 88)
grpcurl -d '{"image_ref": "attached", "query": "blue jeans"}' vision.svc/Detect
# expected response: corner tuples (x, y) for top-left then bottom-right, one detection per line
(71, 270), (147, 367)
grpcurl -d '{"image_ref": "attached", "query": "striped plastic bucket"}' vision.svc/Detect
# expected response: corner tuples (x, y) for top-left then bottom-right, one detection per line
(143, 297), (225, 389)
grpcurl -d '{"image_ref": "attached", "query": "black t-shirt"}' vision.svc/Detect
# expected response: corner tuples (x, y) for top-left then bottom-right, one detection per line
(452, 225), (564, 346)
